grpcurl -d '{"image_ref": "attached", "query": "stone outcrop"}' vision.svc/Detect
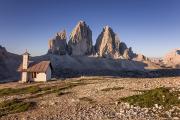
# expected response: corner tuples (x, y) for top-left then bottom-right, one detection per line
(48, 30), (67, 55)
(0, 45), (21, 81)
(123, 47), (135, 60)
(95, 26), (135, 59)
(95, 26), (121, 59)
(47, 21), (136, 60)
(163, 48), (180, 68)
(119, 42), (128, 55)
(134, 54), (148, 61)
(68, 21), (93, 56)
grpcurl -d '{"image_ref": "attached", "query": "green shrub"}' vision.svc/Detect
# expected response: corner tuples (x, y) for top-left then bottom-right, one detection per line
(120, 87), (180, 108)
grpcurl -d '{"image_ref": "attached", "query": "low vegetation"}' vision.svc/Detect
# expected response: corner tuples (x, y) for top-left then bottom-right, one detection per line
(0, 81), (89, 97)
(120, 87), (180, 108)
(0, 99), (36, 117)
(101, 87), (124, 91)
(0, 81), (90, 117)
(0, 86), (42, 96)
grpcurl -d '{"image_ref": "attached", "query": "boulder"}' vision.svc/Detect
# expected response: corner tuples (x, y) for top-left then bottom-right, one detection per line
(95, 26), (120, 59)
(48, 30), (67, 55)
(68, 21), (93, 56)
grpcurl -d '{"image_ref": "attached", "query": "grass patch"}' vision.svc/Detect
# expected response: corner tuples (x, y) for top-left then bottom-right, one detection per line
(0, 81), (89, 99)
(101, 87), (124, 91)
(79, 97), (96, 104)
(24, 82), (89, 99)
(0, 86), (41, 96)
(0, 81), (90, 117)
(0, 81), (89, 98)
(0, 99), (36, 117)
(119, 87), (180, 108)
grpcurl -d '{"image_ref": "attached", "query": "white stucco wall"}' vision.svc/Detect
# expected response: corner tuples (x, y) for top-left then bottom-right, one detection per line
(23, 55), (28, 69)
(28, 72), (46, 82)
(28, 66), (52, 82)
(22, 72), (28, 82)
(34, 73), (47, 82)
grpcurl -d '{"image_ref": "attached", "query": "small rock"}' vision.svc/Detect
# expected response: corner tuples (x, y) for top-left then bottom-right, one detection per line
(173, 117), (179, 120)
(124, 103), (130, 109)
(178, 96), (180, 100)
(165, 111), (171, 118)
(115, 101), (119, 105)
(144, 108), (149, 114)
(154, 104), (158, 109)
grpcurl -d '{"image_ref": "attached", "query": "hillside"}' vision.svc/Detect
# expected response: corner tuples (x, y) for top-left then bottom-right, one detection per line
(0, 45), (21, 82)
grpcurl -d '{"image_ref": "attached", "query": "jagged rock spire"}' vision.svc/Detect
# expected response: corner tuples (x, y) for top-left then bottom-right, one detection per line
(48, 30), (67, 55)
(95, 25), (121, 58)
(68, 21), (93, 56)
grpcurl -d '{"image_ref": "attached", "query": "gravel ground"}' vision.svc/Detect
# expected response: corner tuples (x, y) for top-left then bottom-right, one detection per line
(0, 76), (180, 120)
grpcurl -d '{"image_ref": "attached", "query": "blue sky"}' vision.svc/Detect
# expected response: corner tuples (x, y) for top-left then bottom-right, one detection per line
(0, 0), (179, 57)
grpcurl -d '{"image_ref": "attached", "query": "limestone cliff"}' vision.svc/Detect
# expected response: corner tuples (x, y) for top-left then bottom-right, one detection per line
(163, 48), (180, 68)
(68, 21), (93, 56)
(48, 30), (67, 55)
(95, 26), (120, 59)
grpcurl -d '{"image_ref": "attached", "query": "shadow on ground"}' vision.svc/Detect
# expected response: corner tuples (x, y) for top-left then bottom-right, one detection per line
(1, 54), (180, 83)
(31, 55), (180, 79)
(54, 68), (180, 78)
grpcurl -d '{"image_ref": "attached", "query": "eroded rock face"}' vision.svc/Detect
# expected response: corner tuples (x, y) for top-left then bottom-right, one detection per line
(123, 47), (135, 60)
(95, 26), (121, 59)
(68, 21), (93, 56)
(47, 21), (136, 60)
(134, 54), (148, 61)
(163, 48), (180, 68)
(119, 42), (128, 55)
(48, 30), (67, 55)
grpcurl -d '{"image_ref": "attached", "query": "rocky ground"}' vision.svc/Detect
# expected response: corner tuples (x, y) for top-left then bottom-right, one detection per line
(0, 76), (180, 120)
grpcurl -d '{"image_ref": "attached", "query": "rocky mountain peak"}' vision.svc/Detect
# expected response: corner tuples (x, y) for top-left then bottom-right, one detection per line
(103, 25), (114, 34)
(95, 26), (120, 58)
(47, 20), (135, 60)
(104, 25), (109, 30)
(78, 20), (86, 26)
(104, 25), (112, 32)
(68, 21), (93, 56)
(56, 29), (66, 40)
(48, 30), (68, 55)
(0, 45), (6, 51)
